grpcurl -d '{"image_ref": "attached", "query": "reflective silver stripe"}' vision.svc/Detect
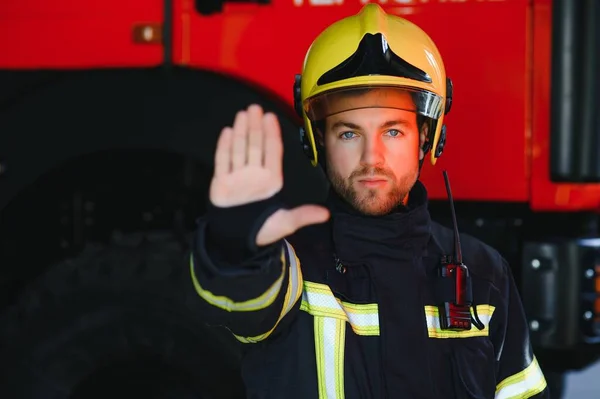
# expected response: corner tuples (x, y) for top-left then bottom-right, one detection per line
(190, 251), (286, 312)
(495, 356), (547, 399)
(234, 240), (303, 343)
(315, 316), (346, 399)
(303, 281), (379, 398)
(301, 281), (379, 336)
(424, 305), (494, 338)
(282, 240), (302, 316)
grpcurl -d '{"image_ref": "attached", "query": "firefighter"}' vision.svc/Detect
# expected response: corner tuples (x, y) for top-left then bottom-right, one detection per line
(190, 4), (549, 398)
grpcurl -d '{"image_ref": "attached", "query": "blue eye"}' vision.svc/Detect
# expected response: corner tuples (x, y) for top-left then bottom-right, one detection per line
(386, 129), (402, 137)
(341, 131), (356, 139)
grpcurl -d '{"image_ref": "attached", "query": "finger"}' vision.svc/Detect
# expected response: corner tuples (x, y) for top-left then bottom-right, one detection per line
(263, 112), (283, 177)
(214, 127), (233, 177)
(231, 110), (248, 170)
(255, 205), (330, 247)
(247, 104), (264, 166)
(286, 205), (330, 231)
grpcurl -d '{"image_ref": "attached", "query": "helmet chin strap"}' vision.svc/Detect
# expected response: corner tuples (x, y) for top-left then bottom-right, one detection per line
(315, 141), (328, 173)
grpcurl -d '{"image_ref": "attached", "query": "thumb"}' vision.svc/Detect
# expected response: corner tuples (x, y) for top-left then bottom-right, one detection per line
(284, 204), (331, 232)
(256, 205), (330, 247)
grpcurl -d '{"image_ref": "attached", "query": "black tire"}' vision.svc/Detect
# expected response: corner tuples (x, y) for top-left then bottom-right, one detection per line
(0, 231), (245, 399)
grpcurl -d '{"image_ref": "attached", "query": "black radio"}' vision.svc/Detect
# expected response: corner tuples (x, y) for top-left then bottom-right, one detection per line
(438, 255), (474, 330)
(436, 171), (484, 332)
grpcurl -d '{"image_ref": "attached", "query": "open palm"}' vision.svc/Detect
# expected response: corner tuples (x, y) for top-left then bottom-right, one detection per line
(209, 104), (329, 247)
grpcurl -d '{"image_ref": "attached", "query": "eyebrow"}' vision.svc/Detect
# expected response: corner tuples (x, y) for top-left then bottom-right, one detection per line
(330, 119), (411, 131)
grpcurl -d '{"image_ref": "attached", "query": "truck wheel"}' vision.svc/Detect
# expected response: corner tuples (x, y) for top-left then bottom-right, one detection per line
(0, 231), (244, 399)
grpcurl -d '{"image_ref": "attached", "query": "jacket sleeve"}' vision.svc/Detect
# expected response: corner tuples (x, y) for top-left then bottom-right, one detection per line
(491, 258), (549, 399)
(189, 194), (303, 344)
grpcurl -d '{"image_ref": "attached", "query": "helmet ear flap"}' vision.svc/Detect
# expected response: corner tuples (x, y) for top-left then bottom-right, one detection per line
(427, 76), (451, 166)
(299, 127), (313, 159)
(295, 74), (320, 166)
(294, 74), (303, 118)
(434, 125), (447, 157)
(428, 77), (451, 165)
(444, 77), (453, 115)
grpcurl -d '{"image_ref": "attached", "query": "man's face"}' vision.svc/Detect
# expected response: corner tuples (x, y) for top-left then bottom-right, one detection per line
(322, 90), (425, 216)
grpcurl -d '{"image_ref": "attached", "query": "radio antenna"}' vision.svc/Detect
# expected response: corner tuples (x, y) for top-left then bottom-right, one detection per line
(442, 170), (462, 265)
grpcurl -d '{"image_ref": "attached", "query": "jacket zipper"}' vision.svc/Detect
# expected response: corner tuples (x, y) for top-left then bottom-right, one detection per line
(449, 352), (469, 399)
(363, 263), (388, 399)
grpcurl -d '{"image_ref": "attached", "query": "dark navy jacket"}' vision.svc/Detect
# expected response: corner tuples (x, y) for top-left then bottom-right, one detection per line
(190, 181), (549, 399)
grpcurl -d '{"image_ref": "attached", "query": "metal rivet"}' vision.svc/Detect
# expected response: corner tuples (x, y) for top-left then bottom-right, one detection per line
(584, 311), (593, 320)
(585, 269), (594, 279)
(531, 259), (541, 269)
(143, 26), (154, 41)
(530, 320), (540, 331)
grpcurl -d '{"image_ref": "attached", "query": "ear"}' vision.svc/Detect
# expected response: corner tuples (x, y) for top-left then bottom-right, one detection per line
(419, 123), (428, 161)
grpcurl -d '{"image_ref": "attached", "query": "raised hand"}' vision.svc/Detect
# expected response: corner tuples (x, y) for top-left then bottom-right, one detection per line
(209, 104), (330, 247)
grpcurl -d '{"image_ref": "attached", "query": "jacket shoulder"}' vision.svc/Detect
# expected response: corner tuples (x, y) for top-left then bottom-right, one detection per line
(430, 221), (508, 284)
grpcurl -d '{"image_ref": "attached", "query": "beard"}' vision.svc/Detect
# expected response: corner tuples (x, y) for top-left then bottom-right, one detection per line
(328, 165), (418, 216)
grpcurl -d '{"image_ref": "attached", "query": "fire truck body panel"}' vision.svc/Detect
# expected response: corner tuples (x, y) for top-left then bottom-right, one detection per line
(0, 0), (165, 68)
(1, 0), (599, 211)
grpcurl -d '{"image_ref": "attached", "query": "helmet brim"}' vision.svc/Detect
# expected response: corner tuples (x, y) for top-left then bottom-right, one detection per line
(304, 85), (444, 122)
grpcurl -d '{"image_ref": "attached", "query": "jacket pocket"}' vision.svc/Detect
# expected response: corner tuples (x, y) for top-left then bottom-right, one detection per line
(449, 339), (497, 399)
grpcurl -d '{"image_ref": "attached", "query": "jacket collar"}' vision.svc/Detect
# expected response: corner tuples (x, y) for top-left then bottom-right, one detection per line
(327, 180), (432, 264)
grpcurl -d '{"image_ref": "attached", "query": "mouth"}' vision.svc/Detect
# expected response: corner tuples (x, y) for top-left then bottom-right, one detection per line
(356, 177), (388, 188)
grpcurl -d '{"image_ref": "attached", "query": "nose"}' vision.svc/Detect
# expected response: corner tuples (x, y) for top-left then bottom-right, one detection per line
(361, 135), (385, 166)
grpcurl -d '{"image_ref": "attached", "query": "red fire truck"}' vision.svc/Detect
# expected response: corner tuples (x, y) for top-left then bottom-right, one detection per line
(0, 0), (598, 397)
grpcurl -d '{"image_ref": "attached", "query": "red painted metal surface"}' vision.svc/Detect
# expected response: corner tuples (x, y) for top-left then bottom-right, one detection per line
(529, 0), (600, 211)
(174, 0), (532, 204)
(0, 0), (164, 68)
(1, 0), (599, 211)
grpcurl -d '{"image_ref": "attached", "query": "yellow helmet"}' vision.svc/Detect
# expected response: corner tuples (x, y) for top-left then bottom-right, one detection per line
(293, 3), (452, 167)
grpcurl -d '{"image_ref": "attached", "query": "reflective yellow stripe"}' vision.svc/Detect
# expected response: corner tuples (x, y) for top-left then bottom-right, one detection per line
(424, 305), (495, 338)
(300, 281), (380, 336)
(495, 356), (547, 399)
(234, 240), (303, 343)
(301, 281), (378, 398)
(314, 316), (346, 399)
(190, 244), (286, 312)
